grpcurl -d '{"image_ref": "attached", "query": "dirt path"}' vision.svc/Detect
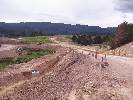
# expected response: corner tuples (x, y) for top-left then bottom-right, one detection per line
(0, 44), (17, 51)
(0, 44), (19, 59)
(51, 37), (133, 80)
(107, 55), (133, 79)
(51, 37), (133, 99)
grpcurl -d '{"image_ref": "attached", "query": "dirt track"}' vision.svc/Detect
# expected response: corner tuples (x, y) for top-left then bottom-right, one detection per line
(0, 44), (16, 52)
(0, 38), (133, 100)
(51, 37), (133, 79)
(0, 44), (18, 59)
(51, 37), (133, 99)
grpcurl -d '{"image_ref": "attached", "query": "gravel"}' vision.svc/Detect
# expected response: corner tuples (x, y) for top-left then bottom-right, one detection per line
(0, 51), (127, 100)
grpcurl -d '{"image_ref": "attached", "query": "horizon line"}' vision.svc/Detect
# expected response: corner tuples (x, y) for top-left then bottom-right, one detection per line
(0, 21), (117, 28)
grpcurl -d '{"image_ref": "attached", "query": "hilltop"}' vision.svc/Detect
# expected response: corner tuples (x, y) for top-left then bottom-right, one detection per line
(0, 22), (116, 36)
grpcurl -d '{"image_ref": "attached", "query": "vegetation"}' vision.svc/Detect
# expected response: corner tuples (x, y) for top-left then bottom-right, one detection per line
(0, 58), (13, 69)
(111, 22), (133, 49)
(72, 22), (133, 49)
(22, 36), (51, 43)
(0, 22), (116, 37)
(72, 34), (113, 46)
(56, 35), (72, 42)
(0, 49), (55, 69)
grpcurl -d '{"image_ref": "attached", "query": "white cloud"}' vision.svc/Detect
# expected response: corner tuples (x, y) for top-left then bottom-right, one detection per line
(0, 0), (133, 27)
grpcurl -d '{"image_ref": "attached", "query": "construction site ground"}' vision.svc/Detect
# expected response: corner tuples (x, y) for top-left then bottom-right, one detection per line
(0, 37), (133, 100)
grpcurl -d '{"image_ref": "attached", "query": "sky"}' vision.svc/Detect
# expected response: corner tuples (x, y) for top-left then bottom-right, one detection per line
(0, 0), (133, 27)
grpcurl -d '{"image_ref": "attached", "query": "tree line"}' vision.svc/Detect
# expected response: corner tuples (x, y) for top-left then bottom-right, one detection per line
(72, 22), (133, 49)
(72, 34), (113, 46)
(112, 22), (133, 49)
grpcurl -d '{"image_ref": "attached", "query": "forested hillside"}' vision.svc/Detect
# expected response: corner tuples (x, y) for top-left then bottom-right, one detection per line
(0, 22), (116, 37)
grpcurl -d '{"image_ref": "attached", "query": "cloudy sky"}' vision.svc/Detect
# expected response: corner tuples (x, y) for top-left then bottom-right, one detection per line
(0, 0), (133, 27)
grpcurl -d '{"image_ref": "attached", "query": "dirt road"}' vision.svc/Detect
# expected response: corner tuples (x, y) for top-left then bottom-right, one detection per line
(107, 55), (133, 79)
(51, 37), (133, 99)
(0, 44), (18, 59)
(0, 44), (16, 52)
(51, 37), (133, 80)
(0, 44), (17, 59)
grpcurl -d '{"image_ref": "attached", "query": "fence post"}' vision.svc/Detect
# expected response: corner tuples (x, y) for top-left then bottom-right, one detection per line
(95, 51), (97, 59)
(113, 49), (115, 55)
(119, 49), (121, 56)
(102, 57), (104, 62)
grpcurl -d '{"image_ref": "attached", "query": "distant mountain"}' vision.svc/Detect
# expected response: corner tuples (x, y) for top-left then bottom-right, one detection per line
(0, 22), (116, 36)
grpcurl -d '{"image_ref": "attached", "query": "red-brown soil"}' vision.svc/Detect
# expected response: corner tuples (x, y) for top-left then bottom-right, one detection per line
(0, 37), (133, 100)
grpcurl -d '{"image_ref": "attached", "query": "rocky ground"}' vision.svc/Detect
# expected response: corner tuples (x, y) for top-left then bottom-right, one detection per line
(0, 37), (133, 100)
(0, 49), (131, 100)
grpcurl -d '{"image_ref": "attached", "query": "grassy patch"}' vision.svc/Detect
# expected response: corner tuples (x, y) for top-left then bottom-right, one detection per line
(65, 36), (72, 40)
(14, 49), (55, 64)
(0, 58), (13, 69)
(56, 35), (72, 42)
(22, 36), (51, 43)
(0, 49), (55, 69)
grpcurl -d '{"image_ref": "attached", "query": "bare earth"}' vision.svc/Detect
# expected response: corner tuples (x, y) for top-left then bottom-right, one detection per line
(0, 44), (16, 52)
(0, 38), (133, 100)
(0, 44), (18, 59)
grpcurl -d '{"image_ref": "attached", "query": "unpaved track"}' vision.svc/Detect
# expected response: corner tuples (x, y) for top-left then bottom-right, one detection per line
(0, 44), (18, 59)
(51, 37), (133, 99)
(107, 55), (133, 79)
(51, 37), (133, 80)
(0, 44), (17, 51)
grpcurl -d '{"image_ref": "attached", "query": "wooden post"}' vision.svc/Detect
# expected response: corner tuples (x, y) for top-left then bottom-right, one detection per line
(113, 49), (115, 55)
(102, 57), (104, 62)
(119, 50), (120, 56)
(125, 50), (127, 56)
(105, 54), (106, 58)
(95, 52), (97, 59)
